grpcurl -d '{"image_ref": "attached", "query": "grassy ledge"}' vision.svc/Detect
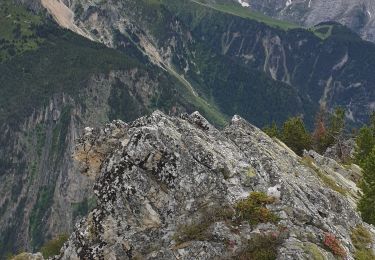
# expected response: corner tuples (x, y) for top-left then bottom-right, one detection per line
(191, 0), (299, 30)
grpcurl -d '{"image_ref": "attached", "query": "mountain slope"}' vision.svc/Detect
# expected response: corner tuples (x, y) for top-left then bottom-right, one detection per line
(55, 111), (374, 259)
(49, 0), (375, 126)
(40, 0), (311, 126)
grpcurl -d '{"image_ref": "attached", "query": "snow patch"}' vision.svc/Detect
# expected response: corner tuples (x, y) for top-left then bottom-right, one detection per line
(286, 0), (292, 7)
(238, 0), (250, 7)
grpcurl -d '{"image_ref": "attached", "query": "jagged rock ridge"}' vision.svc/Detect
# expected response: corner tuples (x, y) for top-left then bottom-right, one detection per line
(56, 111), (374, 259)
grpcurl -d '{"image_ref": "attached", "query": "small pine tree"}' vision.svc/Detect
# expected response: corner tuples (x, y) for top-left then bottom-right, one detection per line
(263, 122), (280, 138)
(326, 107), (346, 144)
(358, 148), (375, 225)
(355, 127), (375, 167)
(312, 108), (328, 153)
(324, 107), (346, 159)
(281, 117), (312, 156)
(355, 111), (375, 166)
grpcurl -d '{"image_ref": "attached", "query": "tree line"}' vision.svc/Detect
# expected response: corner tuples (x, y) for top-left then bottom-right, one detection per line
(264, 107), (346, 157)
(264, 108), (375, 225)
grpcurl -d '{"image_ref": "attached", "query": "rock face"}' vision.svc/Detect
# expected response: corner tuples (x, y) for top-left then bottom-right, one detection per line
(57, 111), (375, 259)
(237, 0), (375, 42)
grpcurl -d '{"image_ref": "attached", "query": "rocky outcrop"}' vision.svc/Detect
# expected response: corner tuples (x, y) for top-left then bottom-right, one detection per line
(324, 139), (357, 163)
(55, 111), (374, 259)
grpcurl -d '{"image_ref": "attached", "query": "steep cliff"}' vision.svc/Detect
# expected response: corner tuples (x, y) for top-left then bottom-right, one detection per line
(49, 111), (374, 259)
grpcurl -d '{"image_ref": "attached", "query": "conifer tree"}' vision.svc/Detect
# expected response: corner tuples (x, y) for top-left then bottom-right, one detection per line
(327, 107), (345, 143)
(355, 127), (375, 167)
(358, 147), (375, 225)
(312, 108), (328, 153)
(325, 107), (346, 158)
(281, 117), (312, 156)
(264, 122), (280, 138)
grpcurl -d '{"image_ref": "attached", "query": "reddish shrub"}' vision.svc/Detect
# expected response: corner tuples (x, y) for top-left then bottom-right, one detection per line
(323, 233), (346, 258)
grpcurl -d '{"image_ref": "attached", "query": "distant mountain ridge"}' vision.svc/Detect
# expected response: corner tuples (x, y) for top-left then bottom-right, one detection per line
(234, 0), (375, 42)
(49, 0), (375, 126)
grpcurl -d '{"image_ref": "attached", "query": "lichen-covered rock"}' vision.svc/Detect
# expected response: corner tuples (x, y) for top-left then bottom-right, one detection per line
(304, 150), (362, 206)
(58, 111), (375, 259)
(324, 139), (357, 163)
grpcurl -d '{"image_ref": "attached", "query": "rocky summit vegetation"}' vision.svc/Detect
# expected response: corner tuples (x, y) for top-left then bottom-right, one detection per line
(23, 111), (372, 259)
(265, 108), (375, 231)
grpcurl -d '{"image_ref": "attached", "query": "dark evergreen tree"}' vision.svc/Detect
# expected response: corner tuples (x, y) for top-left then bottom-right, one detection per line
(281, 117), (312, 156)
(355, 127), (375, 167)
(327, 107), (345, 142)
(263, 122), (280, 139)
(358, 147), (375, 225)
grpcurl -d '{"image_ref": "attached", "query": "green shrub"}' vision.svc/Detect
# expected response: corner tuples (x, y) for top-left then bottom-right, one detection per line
(303, 242), (325, 260)
(175, 193), (279, 245)
(351, 225), (375, 260)
(174, 206), (234, 244)
(236, 232), (283, 260)
(40, 234), (69, 258)
(355, 249), (375, 260)
(234, 192), (278, 226)
(174, 221), (210, 244)
(351, 225), (372, 249)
